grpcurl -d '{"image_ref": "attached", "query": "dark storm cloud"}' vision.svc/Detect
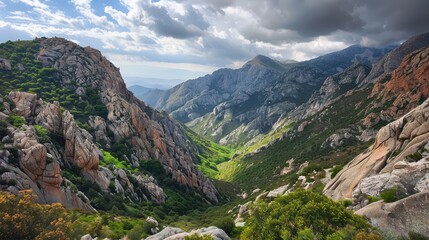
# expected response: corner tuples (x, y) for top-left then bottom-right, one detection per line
(145, 4), (209, 39)
(239, 0), (429, 45)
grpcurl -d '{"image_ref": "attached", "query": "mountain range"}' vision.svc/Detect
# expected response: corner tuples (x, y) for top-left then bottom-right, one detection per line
(136, 45), (395, 146)
(1, 32), (429, 239)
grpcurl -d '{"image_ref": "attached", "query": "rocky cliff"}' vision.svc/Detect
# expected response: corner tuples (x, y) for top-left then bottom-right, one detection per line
(37, 38), (218, 202)
(0, 37), (219, 211)
(140, 46), (391, 146)
(324, 82), (429, 236)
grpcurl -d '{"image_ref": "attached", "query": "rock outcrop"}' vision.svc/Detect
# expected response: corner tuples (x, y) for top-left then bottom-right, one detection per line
(145, 226), (230, 240)
(0, 58), (11, 71)
(35, 38), (219, 202)
(362, 32), (429, 86)
(3, 121), (94, 211)
(324, 98), (429, 200)
(355, 191), (429, 237)
(8, 92), (37, 118)
(368, 46), (429, 122)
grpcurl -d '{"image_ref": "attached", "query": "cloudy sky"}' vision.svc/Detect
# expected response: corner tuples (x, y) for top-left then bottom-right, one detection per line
(0, 0), (428, 86)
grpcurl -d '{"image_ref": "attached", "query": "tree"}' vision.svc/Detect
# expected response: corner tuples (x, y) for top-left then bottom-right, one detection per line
(0, 190), (72, 240)
(241, 190), (376, 240)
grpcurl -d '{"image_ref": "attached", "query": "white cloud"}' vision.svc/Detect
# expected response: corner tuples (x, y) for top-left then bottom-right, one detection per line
(71, 0), (115, 29)
(1, 0), (428, 81)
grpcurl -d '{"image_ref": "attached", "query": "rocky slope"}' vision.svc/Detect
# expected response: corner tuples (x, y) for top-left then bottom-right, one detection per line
(0, 37), (219, 211)
(0, 91), (170, 209)
(140, 46), (392, 146)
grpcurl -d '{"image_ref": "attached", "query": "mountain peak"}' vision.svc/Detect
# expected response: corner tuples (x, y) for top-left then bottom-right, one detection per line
(243, 54), (287, 72)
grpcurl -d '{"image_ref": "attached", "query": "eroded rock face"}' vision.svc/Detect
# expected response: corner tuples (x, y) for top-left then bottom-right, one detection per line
(35, 101), (62, 132)
(324, 98), (429, 200)
(369, 46), (429, 122)
(36, 37), (219, 202)
(5, 124), (94, 211)
(8, 92), (37, 118)
(63, 110), (99, 171)
(356, 191), (429, 237)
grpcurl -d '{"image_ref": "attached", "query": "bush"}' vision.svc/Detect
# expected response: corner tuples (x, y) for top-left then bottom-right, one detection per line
(409, 231), (428, 240)
(34, 125), (49, 143)
(330, 165), (344, 178)
(128, 224), (145, 240)
(7, 114), (25, 127)
(211, 217), (235, 235)
(380, 186), (406, 203)
(241, 190), (372, 239)
(0, 190), (73, 240)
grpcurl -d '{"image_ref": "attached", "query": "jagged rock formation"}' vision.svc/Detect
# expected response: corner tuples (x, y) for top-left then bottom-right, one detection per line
(324, 98), (429, 200)
(292, 62), (371, 120)
(323, 96), (429, 236)
(34, 37), (218, 202)
(368, 46), (429, 123)
(145, 226), (230, 240)
(0, 92), (168, 209)
(140, 46), (391, 145)
(362, 32), (429, 86)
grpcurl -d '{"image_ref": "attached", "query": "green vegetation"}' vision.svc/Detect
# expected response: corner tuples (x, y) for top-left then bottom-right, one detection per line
(380, 186), (406, 203)
(184, 126), (233, 178)
(6, 114), (25, 127)
(218, 86), (376, 191)
(241, 190), (377, 240)
(0, 39), (108, 124)
(100, 149), (131, 170)
(34, 125), (50, 143)
(330, 164), (344, 178)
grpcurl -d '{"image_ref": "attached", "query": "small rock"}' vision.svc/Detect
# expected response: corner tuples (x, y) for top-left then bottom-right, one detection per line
(80, 234), (93, 240)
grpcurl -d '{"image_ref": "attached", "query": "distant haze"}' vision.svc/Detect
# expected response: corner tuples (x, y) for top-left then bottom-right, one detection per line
(124, 77), (185, 90)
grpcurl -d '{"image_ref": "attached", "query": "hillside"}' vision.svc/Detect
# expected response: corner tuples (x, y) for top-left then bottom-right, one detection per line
(139, 45), (393, 147)
(0, 38), (227, 217)
(2, 32), (429, 239)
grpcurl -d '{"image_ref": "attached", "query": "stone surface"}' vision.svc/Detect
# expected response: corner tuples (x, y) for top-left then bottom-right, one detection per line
(35, 37), (219, 202)
(324, 98), (429, 200)
(356, 191), (429, 237)
(145, 226), (230, 240)
(8, 92), (37, 118)
(35, 101), (62, 132)
(0, 58), (12, 71)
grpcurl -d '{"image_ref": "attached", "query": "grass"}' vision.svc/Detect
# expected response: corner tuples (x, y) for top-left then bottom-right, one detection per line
(183, 126), (234, 178)
(100, 149), (131, 170)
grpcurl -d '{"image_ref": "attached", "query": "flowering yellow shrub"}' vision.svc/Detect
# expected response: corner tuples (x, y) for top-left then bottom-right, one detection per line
(0, 190), (72, 240)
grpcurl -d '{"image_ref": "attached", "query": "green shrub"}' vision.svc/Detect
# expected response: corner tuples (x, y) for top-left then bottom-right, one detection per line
(408, 231), (428, 240)
(331, 164), (344, 178)
(367, 195), (382, 204)
(380, 186), (406, 203)
(34, 125), (50, 143)
(128, 224), (145, 240)
(142, 221), (157, 234)
(241, 190), (372, 239)
(7, 114), (25, 127)
(211, 217), (234, 235)
(406, 151), (423, 162)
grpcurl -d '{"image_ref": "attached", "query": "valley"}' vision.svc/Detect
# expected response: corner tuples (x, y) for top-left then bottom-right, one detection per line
(1, 32), (429, 240)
